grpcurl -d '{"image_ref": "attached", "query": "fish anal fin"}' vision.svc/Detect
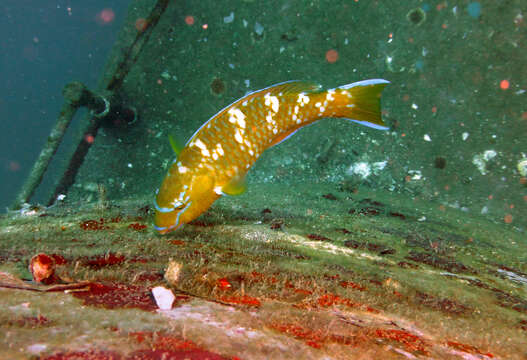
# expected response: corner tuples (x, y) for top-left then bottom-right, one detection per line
(222, 175), (247, 196)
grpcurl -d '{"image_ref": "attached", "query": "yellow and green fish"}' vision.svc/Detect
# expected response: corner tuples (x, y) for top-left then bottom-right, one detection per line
(154, 79), (389, 234)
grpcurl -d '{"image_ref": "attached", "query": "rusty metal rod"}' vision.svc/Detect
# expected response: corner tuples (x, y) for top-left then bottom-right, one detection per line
(10, 82), (108, 210)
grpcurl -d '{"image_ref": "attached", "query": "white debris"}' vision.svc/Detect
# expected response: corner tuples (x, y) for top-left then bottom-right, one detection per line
(462, 132), (469, 141)
(160, 70), (171, 80)
(417, 216), (426, 222)
(26, 344), (47, 355)
(423, 134), (431, 142)
(223, 12), (234, 24)
(481, 206), (488, 214)
(497, 268), (527, 285)
(347, 162), (371, 178)
(151, 286), (176, 310)
(517, 154), (527, 176)
(472, 150), (497, 175)
(411, 103), (418, 110)
(408, 170), (423, 180)
(372, 160), (387, 173)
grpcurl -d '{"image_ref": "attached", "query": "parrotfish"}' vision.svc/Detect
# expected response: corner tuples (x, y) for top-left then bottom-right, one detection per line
(154, 79), (389, 234)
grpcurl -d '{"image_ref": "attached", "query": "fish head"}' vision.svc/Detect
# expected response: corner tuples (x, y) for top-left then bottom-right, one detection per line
(154, 170), (219, 234)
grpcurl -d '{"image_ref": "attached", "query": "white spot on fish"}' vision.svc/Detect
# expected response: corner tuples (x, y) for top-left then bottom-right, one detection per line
(216, 143), (224, 156)
(178, 166), (188, 173)
(212, 152), (219, 160)
(228, 108), (246, 128)
(315, 102), (321, 108)
(326, 90), (335, 101)
(194, 139), (207, 150)
(297, 93), (310, 106)
(264, 93), (279, 113)
(234, 130), (244, 144)
(265, 112), (276, 124)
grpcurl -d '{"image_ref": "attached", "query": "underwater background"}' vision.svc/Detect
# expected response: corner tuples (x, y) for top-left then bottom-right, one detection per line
(2, 1), (525, 230)
(1, 1), (128, 211)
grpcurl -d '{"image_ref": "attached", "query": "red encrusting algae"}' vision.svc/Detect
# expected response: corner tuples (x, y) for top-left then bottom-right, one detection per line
(71, 282), (157, 311)
(219, 295), (261, 307)
(375, 329), (429, 355)
(80, 218), (108, 231)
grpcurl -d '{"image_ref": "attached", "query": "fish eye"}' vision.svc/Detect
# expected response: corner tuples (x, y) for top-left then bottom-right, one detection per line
(171, 200), (185, 210)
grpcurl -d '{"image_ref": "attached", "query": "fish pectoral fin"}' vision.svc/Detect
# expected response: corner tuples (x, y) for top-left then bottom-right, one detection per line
(168, 134), (184, 155)
(222, 175), (247, 196)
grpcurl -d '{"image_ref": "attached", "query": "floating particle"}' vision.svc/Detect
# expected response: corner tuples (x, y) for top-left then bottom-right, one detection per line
(434, 157), (447, 169)
(500, 79), (510, 90)
(462, 132), (469, 141)
(185, 15), (195, 25)
(423, 134), (431, 141)
(421, 4), (431, 12)
(467, 2), (482, 18)
(84, 134), (94, 144)
(223, 12), (234, 24)
(407, 7), (426, 25)
(504, 214), (513, 224)
(135, 18), (148, 32)
(96, 8), (115, 25)
(254, 22), (264, 36)
(210, 78), (225, 94)
(8, 160), (20, 172)
(325, 49), (339, 63)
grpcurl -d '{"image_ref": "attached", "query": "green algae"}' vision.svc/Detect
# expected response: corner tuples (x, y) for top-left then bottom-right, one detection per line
(1, 183), (525, 358)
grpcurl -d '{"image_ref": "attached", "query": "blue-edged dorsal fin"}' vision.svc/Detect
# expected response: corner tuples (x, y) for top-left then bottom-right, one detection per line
(262, 80), (323, 96)
(168, 134), (184, 155)
(222, 175), (247, 196)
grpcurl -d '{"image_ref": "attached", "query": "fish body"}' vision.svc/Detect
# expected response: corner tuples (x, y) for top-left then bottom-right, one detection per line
(154, 79), (389, 234)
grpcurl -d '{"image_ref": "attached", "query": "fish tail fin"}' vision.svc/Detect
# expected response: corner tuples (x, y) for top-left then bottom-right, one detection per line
(333, 79), (390, 130)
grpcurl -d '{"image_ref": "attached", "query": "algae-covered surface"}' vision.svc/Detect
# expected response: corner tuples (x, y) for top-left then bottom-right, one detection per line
(1, 183), (526, 359)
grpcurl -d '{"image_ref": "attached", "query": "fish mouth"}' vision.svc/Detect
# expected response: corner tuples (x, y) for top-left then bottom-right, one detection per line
(154, 201), (192, 235)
